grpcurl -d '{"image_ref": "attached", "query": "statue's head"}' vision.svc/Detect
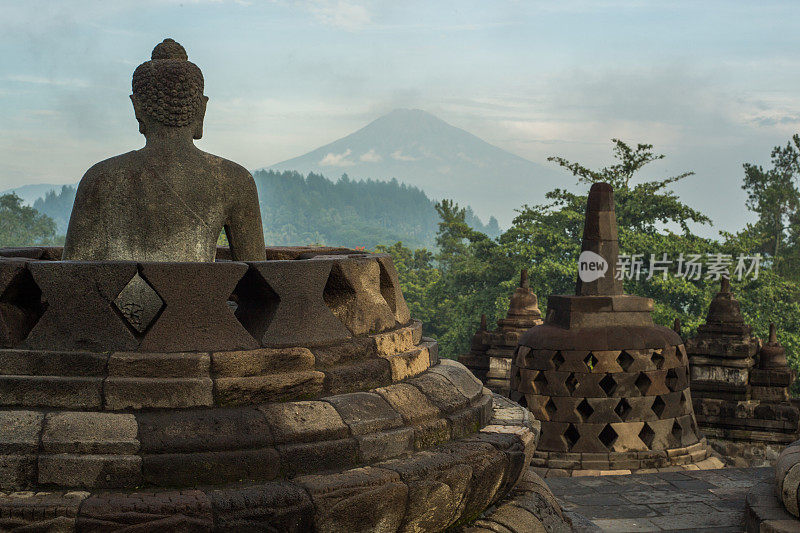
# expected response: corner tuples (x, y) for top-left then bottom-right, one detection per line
(131, 39), (208, 139)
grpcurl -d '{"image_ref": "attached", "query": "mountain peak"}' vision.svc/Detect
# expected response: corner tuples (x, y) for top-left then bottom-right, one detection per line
(266, 109), (562, 227)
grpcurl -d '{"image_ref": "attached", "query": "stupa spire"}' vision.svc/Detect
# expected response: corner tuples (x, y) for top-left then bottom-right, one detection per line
(576, 182), (623, 296)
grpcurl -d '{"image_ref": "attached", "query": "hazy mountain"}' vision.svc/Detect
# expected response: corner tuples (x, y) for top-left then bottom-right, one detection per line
(1, 183), (72, 206)
(266, 109), (564, 227)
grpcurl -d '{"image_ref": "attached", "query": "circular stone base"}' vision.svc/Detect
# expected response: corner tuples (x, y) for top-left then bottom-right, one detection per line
(746, 479), (800, 533)
(0, 395), (538, 532)
(529, 437), (724, 477)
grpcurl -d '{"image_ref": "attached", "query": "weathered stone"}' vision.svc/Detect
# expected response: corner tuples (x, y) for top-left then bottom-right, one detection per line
(0, 411), (43, 454)
(105, 376), (214, 410)
(38, 454), (142, 488)
(374, 383), (441, 424)
(0, 375), (103, 409)
(211, 347), (314, 376)
(0, 350), (107, 376)
(372, 324), (417, 357)
(244, 260), (352, 347)
(108, 351), (210, 377)
(208, 482), (314, 532)
(277, 438), (359, 477)
(326, 392), (403, 435)
(143, 448), (280, 486)
(260, 401), (349, 444)
(357, 427), (414, 463)
(137, 406), (273, 453)
(41, 412), (139, 454)
(323, 258), (397, 336)
(297, 466), (408, 533)
(22, 262), (140, 351)
(215, 371), (325, 405)
(323, 358), (391, 395)
(77, 489), (215, 532)
(0, 455), (36, 490)
(139, 262), (258, 352)
(386, 346), (431, 381)
(408, 371), (470, 413)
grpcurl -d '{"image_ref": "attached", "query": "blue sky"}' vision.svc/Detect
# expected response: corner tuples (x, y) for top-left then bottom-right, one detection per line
(2, 0), (800, 234)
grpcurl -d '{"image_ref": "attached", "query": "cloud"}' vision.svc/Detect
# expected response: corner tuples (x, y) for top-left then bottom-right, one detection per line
(391, 149), (418, 161)
(6, 75), (89, 88)
(319, 148), (355, 166)
(304, 0), (372, 31)
(359, 148), (382, 162)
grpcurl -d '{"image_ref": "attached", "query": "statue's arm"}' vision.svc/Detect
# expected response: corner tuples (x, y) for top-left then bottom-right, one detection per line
(225, 169), (266, 261)
(62, 170), (103, 260)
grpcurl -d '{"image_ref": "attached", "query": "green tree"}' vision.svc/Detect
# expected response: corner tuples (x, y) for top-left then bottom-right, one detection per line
(0, 193), (58, 246)
(741, 134), (800, 277)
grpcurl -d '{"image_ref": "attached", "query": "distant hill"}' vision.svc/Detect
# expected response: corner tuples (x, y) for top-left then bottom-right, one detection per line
(1, 183), (72, 206)
(33, 185), (76, 235)
(27, 171), (499, 249)
(267, 109), (564, 227)
(255, 170), (498, 249)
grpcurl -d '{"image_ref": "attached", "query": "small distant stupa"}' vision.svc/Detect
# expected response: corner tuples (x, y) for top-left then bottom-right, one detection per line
(688, 279), (798, 464)
(459, 269), (543, 395)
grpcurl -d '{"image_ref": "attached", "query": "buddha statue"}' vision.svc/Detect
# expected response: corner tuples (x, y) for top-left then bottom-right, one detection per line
(63, 39), (266, 262)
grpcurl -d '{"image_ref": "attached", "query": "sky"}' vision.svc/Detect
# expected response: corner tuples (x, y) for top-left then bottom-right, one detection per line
(2, 0), (800, 235)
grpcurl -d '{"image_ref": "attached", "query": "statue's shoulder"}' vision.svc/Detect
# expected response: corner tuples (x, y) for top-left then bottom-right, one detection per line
(199, 151), (254, 183)
(77, 151), (141, 192)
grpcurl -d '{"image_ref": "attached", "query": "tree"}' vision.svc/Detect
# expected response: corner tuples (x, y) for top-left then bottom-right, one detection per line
(741, 135), (800, 276)
(0, 193), (58, 247)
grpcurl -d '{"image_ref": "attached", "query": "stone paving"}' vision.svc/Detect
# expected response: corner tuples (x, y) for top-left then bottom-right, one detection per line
(546, 466), (773, 532)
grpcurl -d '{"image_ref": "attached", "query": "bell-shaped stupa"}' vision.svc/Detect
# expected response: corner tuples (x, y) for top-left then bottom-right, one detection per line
(510, 182), (719, 475)
(460, 270), (543, 396)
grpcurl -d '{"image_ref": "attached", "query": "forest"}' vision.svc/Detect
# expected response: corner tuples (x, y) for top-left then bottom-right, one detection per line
(379, 137), (800, 395)
(29, 170), (501, 250)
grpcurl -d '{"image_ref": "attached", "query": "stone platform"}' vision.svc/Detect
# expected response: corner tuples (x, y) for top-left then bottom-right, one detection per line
(547, 466), (773, 532)
(0, 247), (561, 532)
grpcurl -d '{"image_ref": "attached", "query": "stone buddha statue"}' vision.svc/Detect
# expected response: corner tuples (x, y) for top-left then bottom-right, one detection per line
(63, 39), (266, 262)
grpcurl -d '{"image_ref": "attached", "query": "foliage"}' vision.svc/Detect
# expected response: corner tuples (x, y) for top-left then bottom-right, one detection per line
(381, 139), (800, 381)
(254, 170), (499, 250)
(33, 185), (76, 235)
(0, 193), (59, 246)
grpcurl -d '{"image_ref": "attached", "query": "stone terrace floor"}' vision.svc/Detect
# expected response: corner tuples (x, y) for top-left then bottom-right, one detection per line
(546, 466), (772, 532)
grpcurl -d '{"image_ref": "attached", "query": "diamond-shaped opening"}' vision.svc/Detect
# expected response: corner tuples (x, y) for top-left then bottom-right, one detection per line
(614, 398), (632, 421)
(378, 260), (399, 314)
(666, 368), (679, 392)
(651, 396), (667, 417)
(565, 373), (579, 394)
(0, 267), (44, 347)
(651, 350), (665, 370)
(670, 419), (683, 445)
(552, 351), (566, 370)
(113, 272), (165, 336)
(679, 391), (688, 411)
(545, 398), (557, 420)
(617, 351), (635, 372)
(229, 268), (280, 341)
(599, 374), (617, 396)
(584, 352), (598, 372)
(598, 424), (618, 449)
(533, 371), (548, 393)
(323, 263), (357, 321)
(635, 372), (651, 395)
(639, 423), (655, 448)
(517, 394), (528, 408)
(576, 398), (594, 422)
(563, 423), (580, 449)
